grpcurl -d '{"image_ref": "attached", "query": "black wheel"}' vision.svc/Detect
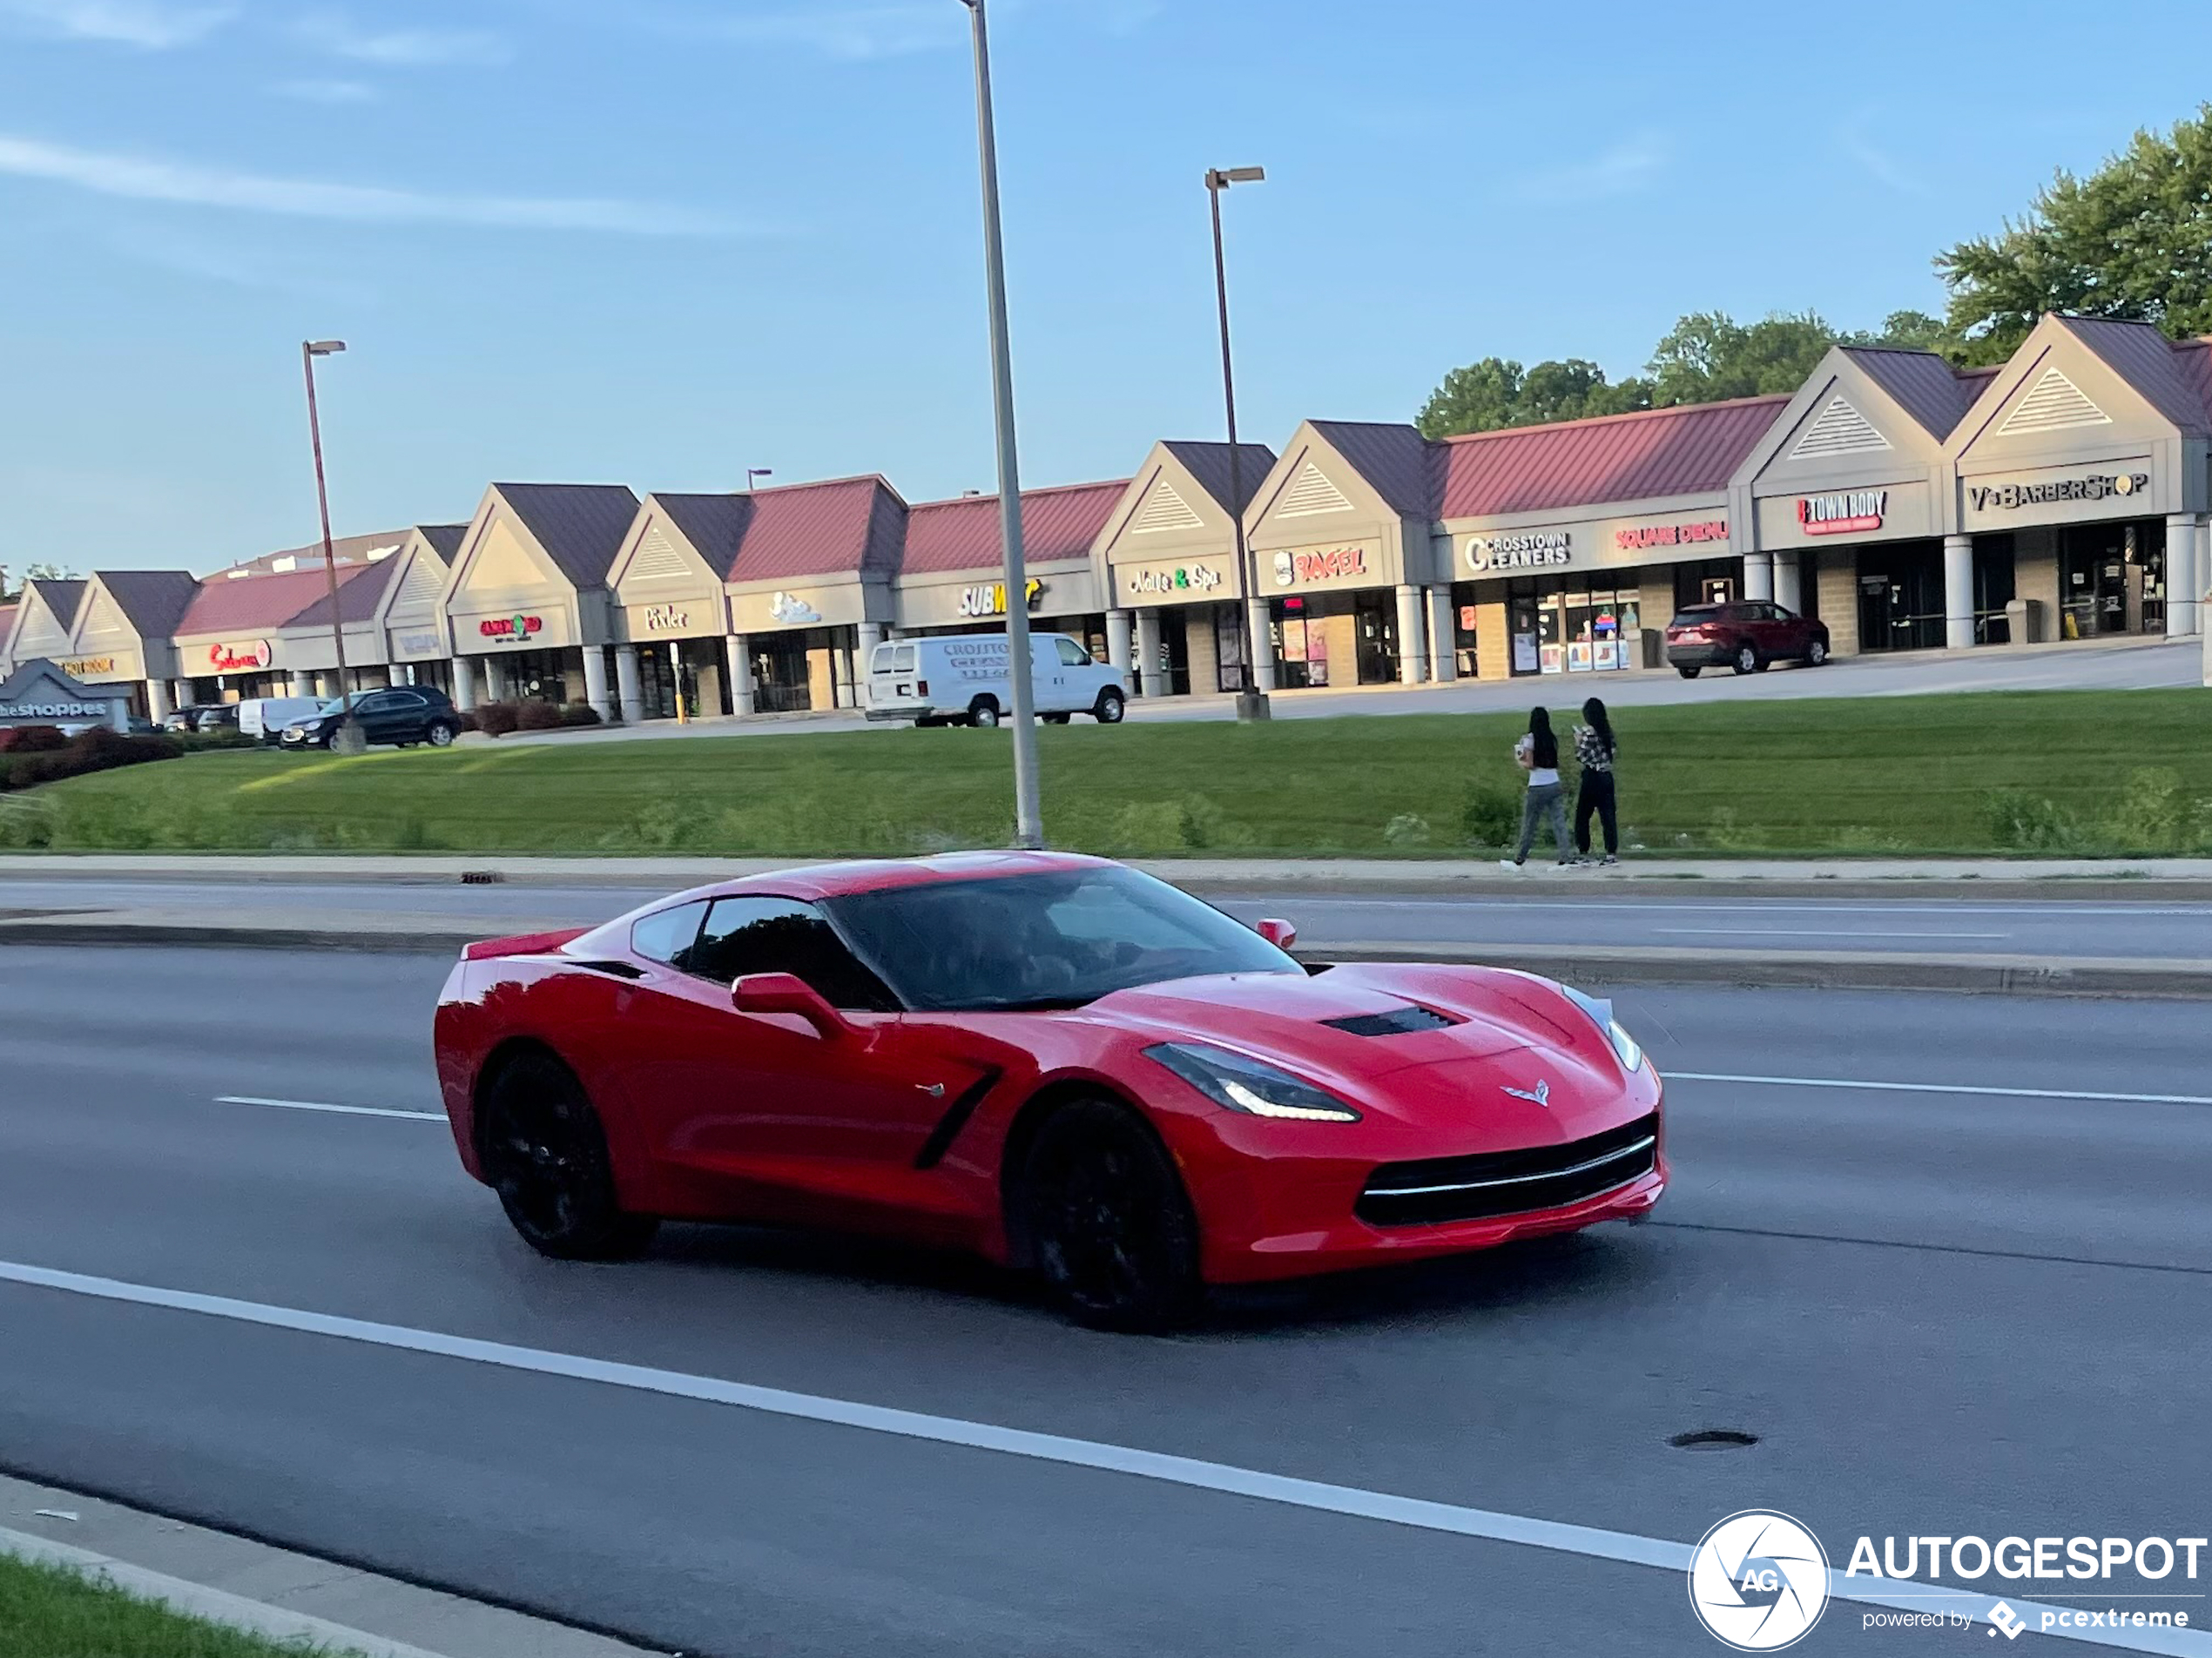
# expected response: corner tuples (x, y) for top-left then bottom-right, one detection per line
(1093, 686), (1126, 724)
(426, 720), (456, 747)
(478, 1052), (658, 1261)
(968, 698), (1001, 728)
(1675, 666), (1700, 680)
(1042, 711), (1072, 725)
(1806, 638), (1830, 666)
(1018, 1098), (1203, 1332)
(1731, 642), (1760, 676)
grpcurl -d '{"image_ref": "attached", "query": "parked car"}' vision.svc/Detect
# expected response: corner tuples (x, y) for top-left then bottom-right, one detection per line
(162, 704), (237, 733)
(865, 632), (1126, 727)
(236, 696), (326, 745)
(1664, 601), (1831, 677)
(280, 686), (461, 750)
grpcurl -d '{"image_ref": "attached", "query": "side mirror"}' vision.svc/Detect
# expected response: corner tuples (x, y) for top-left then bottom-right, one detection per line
(1255, 917), (1298, 951)
(731, 972), (848, 1040)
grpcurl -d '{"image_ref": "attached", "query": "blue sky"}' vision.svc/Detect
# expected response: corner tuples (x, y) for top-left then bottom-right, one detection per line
(3, 0), (2209, 575)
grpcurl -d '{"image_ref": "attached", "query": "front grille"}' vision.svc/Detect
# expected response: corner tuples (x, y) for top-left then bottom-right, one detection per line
(1323, 1005), (1455, 1037)
(1357, 1113), (1658, 1227)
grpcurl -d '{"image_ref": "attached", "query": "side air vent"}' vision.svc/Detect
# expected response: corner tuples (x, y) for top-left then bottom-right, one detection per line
(1324, 1005), (1455, 1036)
(577, 959), (647, 980)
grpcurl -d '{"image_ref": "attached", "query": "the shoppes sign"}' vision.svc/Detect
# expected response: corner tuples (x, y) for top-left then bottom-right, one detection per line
(1466, 530), (1572, 573)
(479, 614), (544, 641)
(1615, 519), (1727, 552)
(957, 578), (1044, 618)
(1797, 490), (1887, 535)
(206, 639), (272, 672)
(1126, 563), (1224, 596)
(1273, 544), (1370, 586)
(1968, 471), (2148, 512)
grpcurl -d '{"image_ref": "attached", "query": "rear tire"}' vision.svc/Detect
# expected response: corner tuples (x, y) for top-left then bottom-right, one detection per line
(1092, 686), (1126, 725)
(1731, 643), (1760, 676)
(1018, 1098), (1203, 1332)
(968, 698), (1001, 728)
(1676, 666), (1700, 680)
(478, 1052), (658, 1261)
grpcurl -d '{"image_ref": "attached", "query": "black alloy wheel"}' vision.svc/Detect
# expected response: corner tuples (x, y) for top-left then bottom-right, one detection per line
(478, 1052), (658, 1260)
(1093, 687), (1126, 724)
(1731, 642), (1760, 676)
(1020, 1098), (1203, 1332)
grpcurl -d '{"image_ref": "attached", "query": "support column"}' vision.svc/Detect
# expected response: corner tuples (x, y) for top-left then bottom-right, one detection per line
(288, 671), (313, 698)
(1105, 609), (1134, 689)
(1135, 610), (1164, 698)
(144, 679), (172, 722)
(725, 634), (756, 716)
(451, 657), (476, 712)
(1426, 588), (1457, 683)
(2166, 514), (2201, 638)
(1943, 533), (1975, 650)
(857, 621), (884, 664)
(582, 645), (612, 721)
(614, 644), (643, 725)
(1741, 552), (1775, 603)
(1393, 583), (1426, 684)
(1244, 596), (1276, 693)
(1774, 549), (1804, 615)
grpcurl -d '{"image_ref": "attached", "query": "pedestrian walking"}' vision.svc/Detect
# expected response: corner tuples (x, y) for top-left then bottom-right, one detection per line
(1501, 707), (1571, 870)
(1572, 697), (1620, 866)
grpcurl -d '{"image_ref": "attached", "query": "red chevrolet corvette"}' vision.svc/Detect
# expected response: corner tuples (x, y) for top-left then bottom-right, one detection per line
(434, 853), (1664, 1329)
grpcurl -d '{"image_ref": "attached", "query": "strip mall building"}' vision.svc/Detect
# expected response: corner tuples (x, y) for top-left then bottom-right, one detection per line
(3, 313), (2203, 719)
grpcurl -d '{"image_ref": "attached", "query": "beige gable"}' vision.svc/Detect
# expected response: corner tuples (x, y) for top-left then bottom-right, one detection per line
(77, 589), (137, 647)
(1128, 477), (1204, 535)
(11, 594), (75, 657)
(464, 519), (552, 592)
(1997, 367), (2111, 436)
(1276, 461), (1356, 518)
(1791, 396), (1891, 458)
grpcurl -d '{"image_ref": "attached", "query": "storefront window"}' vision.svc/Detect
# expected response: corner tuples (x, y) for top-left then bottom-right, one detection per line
(2059, 520), (2161, 639)
(751, 634), (813, 713)
(499, 650), (570, 702)
(1215, 604), (1251, 693)
(1856, 543), (1945, 652)
(1353, 591), (1396, 684)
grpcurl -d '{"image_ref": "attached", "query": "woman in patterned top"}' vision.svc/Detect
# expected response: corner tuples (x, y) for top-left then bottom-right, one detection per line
(1571, 697), (1619, 866)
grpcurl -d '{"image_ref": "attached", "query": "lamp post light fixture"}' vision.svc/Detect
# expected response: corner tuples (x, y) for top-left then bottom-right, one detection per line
(1205, 165), (1269, 723)
(956, 0), (1043, 848)
(300, 339), (356, 731)
(745, 468), (773, 492)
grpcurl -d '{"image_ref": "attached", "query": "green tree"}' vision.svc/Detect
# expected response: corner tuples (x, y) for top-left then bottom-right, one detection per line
(1646, 311), (1846, 405)
(1937, 104), (2212, 361)
(1416, 355), (1653, 439)
(0, 561), (71, 602)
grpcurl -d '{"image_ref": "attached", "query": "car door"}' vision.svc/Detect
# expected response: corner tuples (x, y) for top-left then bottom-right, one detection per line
(343, 691), (396, 742)
(614, 895), (982, 1210)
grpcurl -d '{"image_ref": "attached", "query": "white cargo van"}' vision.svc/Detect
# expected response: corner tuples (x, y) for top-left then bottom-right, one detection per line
(236, 696), (326, 745)
(865, 633), (1125, 727)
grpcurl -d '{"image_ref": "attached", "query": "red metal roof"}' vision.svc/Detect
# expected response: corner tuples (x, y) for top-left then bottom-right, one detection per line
(174, 563), (387, 637)
(901, 479), (1127, 575)
(1434, 394), (1789, 520)
(725, 475), (907, 583)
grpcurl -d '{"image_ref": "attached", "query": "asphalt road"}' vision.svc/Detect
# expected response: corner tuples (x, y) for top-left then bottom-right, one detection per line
(1, 874), (2206, 960)
(1, 944), (2208, 1655)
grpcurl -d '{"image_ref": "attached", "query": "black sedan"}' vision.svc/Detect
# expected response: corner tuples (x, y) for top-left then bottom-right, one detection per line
(280, 687), (462, 750)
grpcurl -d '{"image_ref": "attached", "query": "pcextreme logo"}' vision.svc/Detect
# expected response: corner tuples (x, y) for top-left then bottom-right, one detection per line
(1688, 1510), (1831, 1650)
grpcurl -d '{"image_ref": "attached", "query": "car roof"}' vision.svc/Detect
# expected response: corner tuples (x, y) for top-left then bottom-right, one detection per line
(664, 849), (1113, 907)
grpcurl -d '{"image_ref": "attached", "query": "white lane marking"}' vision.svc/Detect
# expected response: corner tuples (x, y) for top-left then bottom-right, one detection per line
(1651, 927), (2011, 939)
(214, 1095), (444, 1123)
(0, 1262), (2201, 1655)
(1666, 1073), (2212, 1107)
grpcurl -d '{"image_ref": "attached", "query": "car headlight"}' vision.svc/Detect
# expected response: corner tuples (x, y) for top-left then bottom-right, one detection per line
(1561, 985), (1644, 1074)
(1143, 1041), (1362, 1122)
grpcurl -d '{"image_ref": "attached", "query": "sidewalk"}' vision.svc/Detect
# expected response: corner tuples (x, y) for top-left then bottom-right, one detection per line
(0, 1470), (663, 1658)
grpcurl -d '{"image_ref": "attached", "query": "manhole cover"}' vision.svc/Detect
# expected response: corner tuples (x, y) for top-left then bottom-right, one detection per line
(1669, 1429), (1759, 1451)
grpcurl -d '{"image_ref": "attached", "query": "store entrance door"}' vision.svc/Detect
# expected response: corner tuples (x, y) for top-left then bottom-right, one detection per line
(1354, 591), (1397, 684)
(751, 635), (812, 712)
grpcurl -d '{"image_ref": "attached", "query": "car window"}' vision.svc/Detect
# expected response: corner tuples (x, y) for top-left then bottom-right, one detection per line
(388, 690), (428, 708)
(631, 900), (709, 965)
(1055, 637), (1092, 667)
(1669, 609), (1717, 627)
(869, 644), (897, 674)
(352, 693), (394, 714)
(686, 896), (896, 1010)
(893, 644), (916, 673)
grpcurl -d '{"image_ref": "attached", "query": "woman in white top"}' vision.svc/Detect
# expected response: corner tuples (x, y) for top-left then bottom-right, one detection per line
(1502, 706), (1572, 869)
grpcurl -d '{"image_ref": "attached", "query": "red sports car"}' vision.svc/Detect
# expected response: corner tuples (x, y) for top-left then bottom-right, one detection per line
(434, 853), (1664, 1329)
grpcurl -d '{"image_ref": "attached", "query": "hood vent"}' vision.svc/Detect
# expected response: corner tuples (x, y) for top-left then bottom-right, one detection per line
(1323, 1005), (1454, 1037)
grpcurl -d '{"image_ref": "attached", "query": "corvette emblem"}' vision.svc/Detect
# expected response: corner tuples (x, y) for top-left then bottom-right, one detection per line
(1502, 1080), (1551, 1108)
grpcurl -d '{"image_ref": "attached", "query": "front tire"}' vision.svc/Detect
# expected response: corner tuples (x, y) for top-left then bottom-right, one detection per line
(1092, 686), (1126, 724)
(1731, 643), (1760, 676)
(1675, 665), (1701, 680)
(1806, 638), (1830, 666)
(478, 1052), (658, 1261)
(1018, 1098), (1203, 1332)
(427, 720), (456, 747)
(968, 698), (1001, 728)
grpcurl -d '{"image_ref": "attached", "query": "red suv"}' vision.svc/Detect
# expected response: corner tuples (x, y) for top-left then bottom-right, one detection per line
(1664, 602), (1831, 677)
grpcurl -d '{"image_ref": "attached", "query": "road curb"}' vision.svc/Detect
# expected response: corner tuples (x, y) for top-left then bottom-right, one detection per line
(3, 914), (2206, 998)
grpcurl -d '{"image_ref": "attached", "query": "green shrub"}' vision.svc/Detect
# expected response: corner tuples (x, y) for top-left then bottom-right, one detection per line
(1460, 782), (1520, 848)
(1985, 789), (2085, 851)
(515, 699), (564, 732)
(472, 701), (522, 737)
(1383, 812), (1432, 848)
(558, 703), (604, 727)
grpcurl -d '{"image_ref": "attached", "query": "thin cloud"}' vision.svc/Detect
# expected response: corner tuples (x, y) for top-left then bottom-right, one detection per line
(1515, 131), (1669, 202)
(0, 133), (732, 236)
(1840, 116), (1928, 197)
(693, 4), (963, 60)
(271, 78), (381, 104)
(293, 9), (509, 67)
(0, 0), (235, 48)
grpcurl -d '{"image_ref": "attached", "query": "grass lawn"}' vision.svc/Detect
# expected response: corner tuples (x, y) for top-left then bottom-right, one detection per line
(1, 689), (2207, 859)
(0, 1552), (365, 1657)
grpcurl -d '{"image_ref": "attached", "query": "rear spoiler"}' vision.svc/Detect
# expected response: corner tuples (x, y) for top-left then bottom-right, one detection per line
(461, 927), (590, 961)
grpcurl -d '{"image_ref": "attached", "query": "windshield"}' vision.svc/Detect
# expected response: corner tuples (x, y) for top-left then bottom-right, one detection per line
(823, 866), (1298, 1013)
(314, 698), (346, 715)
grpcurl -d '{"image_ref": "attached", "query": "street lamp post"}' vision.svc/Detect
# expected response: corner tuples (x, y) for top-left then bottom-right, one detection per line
(745, 468), (773, 492)
(957, 0), (1043, 850)
(1206, 166), (1268, 722)
(300, 339), (354, 727)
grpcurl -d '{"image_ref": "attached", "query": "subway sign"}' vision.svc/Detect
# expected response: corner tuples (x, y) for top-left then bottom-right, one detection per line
(956, 578), (1044, 618)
